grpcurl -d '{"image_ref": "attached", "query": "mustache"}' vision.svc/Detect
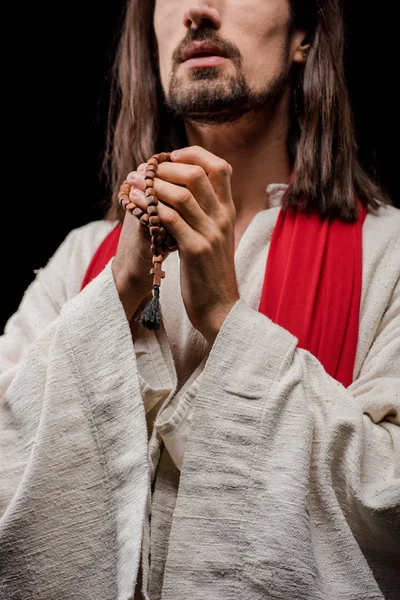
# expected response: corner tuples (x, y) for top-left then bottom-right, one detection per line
(171, 27), (242, 67)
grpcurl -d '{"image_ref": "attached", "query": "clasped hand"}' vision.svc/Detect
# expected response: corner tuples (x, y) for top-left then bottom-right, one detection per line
(127, 145), (240, 345)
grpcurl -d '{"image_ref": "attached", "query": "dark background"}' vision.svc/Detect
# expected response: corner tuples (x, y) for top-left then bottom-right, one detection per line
(1, 2), (398, 332)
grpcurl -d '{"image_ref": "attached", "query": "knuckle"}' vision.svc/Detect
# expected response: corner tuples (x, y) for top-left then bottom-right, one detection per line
(190, 166), (206, 183)
(219, 218), (232, 235)
(179, 189), (193, 204)
(215, 160), (232, 176)
(185, 232), (212, 257)
(164, 209), (180, 227)
(192, 241), (212, 256)
(208, 223), (226, 247)
(218, 224), (232, 243)
(216, 208), (234, 229)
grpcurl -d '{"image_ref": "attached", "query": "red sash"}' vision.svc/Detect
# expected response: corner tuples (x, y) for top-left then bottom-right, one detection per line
(81, 205), (366, 387)
(80, 223), (122, 291)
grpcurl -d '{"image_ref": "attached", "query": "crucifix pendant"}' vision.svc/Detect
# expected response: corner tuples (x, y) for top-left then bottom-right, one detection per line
(150, 261), (165, 287)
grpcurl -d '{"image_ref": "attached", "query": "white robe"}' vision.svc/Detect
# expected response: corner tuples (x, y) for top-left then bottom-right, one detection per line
(1, 187), (399, 599)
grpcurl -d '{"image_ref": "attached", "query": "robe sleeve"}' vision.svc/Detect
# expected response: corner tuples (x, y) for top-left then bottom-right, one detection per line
(0, 228), (151, 597)
(0, 221), (117, 509)
(162, 283), (400, 598)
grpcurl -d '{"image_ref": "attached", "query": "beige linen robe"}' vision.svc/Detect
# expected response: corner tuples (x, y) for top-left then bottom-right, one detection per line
(1, 188), (399, 599)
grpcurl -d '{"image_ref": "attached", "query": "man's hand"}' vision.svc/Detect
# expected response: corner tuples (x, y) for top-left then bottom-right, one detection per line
(127, 145), (240, 345)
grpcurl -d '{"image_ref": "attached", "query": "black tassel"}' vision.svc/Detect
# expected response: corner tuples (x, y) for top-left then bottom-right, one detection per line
(135, 285), (162, 330)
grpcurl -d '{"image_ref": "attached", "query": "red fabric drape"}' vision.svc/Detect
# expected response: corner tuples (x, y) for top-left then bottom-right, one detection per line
(258, 204), (367, 386)
(81, 205), (366, 387)
(80, 223), (122, 290)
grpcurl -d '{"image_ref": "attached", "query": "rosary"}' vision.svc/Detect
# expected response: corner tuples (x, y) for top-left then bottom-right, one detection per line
(118, 152), (177, 330)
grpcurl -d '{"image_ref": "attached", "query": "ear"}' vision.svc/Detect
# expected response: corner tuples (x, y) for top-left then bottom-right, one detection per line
(291, 31), (312, 65)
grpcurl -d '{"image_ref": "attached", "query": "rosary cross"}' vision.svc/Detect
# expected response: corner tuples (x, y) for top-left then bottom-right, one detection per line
(150, 262), (165, 286)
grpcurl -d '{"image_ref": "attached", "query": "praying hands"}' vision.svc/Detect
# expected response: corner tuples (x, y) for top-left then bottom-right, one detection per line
(123, 145), (240, 344)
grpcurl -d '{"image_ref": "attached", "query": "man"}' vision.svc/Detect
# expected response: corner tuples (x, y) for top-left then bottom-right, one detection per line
(1, 0), (399, 599)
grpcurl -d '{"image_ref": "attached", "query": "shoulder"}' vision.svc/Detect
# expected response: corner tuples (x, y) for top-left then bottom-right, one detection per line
(46, 219), (119, 274)
(361, 202), (399, 305)
(37, 219), (119, 301)
(364, 202), (400, 248)
(363, 203), (400, 270)
(57, 219), (119, 261)
(355, 203), (399, 375)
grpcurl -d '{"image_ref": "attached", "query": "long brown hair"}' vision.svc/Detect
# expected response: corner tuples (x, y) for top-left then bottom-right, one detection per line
(102, 0), (391, 222)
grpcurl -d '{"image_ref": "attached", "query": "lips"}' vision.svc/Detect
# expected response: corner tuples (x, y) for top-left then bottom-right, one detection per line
(180, 41), (228, 62)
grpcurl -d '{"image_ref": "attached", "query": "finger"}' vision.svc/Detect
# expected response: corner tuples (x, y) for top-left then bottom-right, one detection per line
(133, 177), (208, 233)
(156, 161), (218, 213)
(126, 187), (196, 251)
(154, 176), (212, 231)
(170, 146), (233, 203)
(126, 170), (146, 192)
(130, 162), (217, 215)
(126, 170), (211, 233)
(156, 197), (201, 252)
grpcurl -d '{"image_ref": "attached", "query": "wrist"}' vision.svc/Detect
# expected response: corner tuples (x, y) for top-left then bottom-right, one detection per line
(197, 298), (239, 346)
(111, 261), (150, 322)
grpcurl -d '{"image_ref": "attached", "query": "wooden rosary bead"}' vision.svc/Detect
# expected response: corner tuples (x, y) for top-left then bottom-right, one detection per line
(118, 151), (177, 321)
(118, 181), (131, 207)
(118, 194), (129, 207)
(163, 236), (177, 251)
(132, 207), (144, 218)
(140, 213), (150, 225)
(147, 195), (158, 206)
(152, 234), (162, 245)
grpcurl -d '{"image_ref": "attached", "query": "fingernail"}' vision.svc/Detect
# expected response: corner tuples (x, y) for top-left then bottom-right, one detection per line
(171, 150), (180, 159)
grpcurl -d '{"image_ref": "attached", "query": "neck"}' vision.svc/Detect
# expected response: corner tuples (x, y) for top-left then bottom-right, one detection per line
(184, 92), (292, 219)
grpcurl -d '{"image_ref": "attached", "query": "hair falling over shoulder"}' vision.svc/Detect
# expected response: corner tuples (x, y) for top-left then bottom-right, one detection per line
(103, 0), (392, 223)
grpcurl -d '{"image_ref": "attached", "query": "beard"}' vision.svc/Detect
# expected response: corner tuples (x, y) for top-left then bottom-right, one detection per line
(164, 55), (289, 125)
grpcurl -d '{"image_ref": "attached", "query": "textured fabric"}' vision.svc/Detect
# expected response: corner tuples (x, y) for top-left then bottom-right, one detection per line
(148, 447), (180, 598)
(0, 199), (399, 600)
(81, 200), (367, 388)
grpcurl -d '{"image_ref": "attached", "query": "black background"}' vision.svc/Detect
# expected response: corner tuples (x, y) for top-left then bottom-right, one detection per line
(1, 2), (398, 332)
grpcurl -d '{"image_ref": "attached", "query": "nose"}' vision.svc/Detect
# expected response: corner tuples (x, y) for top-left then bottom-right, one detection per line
(183, 2), (222, 30)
